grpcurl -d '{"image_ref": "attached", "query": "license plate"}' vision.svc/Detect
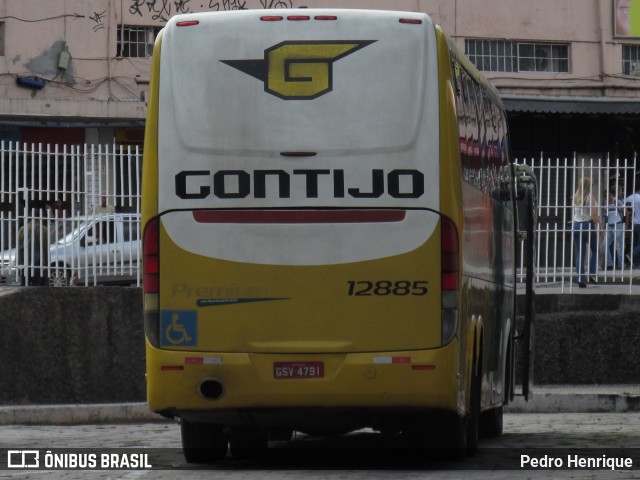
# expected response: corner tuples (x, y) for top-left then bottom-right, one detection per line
(273, 361), (324, 379)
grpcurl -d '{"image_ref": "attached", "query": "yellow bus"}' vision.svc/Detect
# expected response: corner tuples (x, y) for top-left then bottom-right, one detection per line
(142, 9), (536, 462)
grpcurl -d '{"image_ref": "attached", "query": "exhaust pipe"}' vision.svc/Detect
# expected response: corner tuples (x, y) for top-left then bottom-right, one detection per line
(199, 379), (224, 400)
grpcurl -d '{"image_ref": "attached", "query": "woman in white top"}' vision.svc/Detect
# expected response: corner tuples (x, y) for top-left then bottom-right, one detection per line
(605, 189), (625, 270)
(625, 184), (640, 267)
(572, 178), (601, 288)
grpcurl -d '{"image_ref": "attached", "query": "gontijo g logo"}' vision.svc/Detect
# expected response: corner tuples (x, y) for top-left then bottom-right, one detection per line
(222, 40), (375, 100)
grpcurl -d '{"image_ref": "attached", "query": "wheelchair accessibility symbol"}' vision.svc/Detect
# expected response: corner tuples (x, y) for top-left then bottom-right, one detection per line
(161, 310), (197, 346)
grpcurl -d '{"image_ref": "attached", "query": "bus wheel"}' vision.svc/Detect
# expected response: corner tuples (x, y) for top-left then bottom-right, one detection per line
(268, 428), (294, 442)
(229, 426), (269, 460)
(466, 363), (481, 456)
(442, 414), (467, 460)
(180, 420), (228, 464)
(479, 406), (503, 438)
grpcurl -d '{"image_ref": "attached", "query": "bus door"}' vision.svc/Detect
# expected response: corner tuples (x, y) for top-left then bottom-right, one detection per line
(514, 164), (537, 401)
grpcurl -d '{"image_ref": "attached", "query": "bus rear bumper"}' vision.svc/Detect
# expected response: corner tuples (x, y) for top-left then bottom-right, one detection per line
(146, 339), (462, 431)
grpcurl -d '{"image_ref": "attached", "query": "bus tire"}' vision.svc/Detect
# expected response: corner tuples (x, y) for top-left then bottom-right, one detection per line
(479, 406), (503, 438)
(404, 412), (466, 458)
(442, 414), (467, 460)
(229, 426), (269, 460)
(466, 360), (481, 456)
(180, 420), (228, 464)
(268, 428), (294, 442)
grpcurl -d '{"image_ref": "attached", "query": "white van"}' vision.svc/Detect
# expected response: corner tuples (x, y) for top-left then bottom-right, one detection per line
(0, 213), (139, 286)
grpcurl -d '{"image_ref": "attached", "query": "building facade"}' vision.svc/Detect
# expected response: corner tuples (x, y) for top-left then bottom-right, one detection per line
(1, 0), (639, 287)
(0, 0), (638, 156)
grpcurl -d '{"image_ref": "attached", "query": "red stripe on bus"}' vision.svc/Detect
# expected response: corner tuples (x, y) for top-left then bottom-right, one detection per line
(192, 210), (406, 224)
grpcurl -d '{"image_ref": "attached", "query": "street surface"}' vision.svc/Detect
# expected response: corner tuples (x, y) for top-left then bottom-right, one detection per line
(2, 413), (640, 479)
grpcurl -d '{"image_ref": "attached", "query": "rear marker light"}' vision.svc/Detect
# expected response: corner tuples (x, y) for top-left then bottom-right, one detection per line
(176, 20), (199, 27)
(161, 365), (184, 371)
(399, 19), (423, 24)
(412, 365), (436, 371)
(261, 15), (337, 21)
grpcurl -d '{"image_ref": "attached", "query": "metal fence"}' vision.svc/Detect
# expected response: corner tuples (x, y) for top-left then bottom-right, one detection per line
(0, 142), (141, 286)
(516, 153), (638, 293)
(0, 142), (637, 291)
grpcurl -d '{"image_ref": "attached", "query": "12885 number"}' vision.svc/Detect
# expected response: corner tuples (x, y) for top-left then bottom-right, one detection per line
(347, 280), (429, 296)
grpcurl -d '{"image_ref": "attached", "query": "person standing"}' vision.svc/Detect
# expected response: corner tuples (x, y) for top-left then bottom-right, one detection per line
(572, 178), (601, 288)
(626, 183), (640, 267)
(95, 195), (115, 215)
(605, 188), (625, 270)
(17, 217), (50, 286)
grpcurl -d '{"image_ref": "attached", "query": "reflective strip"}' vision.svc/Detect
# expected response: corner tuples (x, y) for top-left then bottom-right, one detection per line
(372, 356), (411, 364)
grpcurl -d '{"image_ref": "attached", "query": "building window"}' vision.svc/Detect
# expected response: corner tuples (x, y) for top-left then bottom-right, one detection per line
(117, 26), (161, 58)
(465, 40), (569, 73)
(0, 22), (5, 56)
(622, 45), (640, 76)
(465, 40), (517, 72)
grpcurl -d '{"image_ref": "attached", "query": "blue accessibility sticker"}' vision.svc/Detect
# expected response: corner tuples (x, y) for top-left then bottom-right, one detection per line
(161, 310), (197, 347)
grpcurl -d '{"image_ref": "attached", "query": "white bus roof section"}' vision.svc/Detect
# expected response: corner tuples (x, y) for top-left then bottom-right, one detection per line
(161, 9), (434, 153)
(157, 9), (440, 212)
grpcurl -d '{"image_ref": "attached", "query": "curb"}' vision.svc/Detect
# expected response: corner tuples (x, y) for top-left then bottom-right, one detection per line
(505, 386), (640, 413)
(0, 403), (164, 425)
(2, 388), (640, 425)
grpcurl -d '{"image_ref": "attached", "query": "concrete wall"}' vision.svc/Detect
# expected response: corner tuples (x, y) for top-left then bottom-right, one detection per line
(0, 287), (637, 405)
(524, 293), (640, 384)
(0, 287), (144, 405)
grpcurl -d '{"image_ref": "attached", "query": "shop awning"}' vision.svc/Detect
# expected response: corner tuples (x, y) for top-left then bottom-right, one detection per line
(502, 95), (640, 115)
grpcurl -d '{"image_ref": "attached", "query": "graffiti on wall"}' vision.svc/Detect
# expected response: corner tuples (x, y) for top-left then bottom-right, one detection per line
(89, 11), (107, 32)
(128, 0), (294, 22)
(0, 11), (108, 35)
(1, 0), (296, 34)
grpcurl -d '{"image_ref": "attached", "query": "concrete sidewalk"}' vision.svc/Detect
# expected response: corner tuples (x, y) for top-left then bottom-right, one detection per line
(1, 385), (639, 425)
(506, 384), (640, 413)
(0, 402), (161, 425)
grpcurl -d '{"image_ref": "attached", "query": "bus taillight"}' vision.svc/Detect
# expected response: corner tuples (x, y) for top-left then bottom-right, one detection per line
(176, 20), (199, 27)
(441, 217), (459, 291)
(441, 217), (459, 344)
(143, 217), (160, 346)
(143, 217), (160, 294)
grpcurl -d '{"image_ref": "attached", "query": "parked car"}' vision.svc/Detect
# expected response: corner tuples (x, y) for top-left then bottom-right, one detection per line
(0, 245), (17, 284)
(0, 213), (140, 286)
